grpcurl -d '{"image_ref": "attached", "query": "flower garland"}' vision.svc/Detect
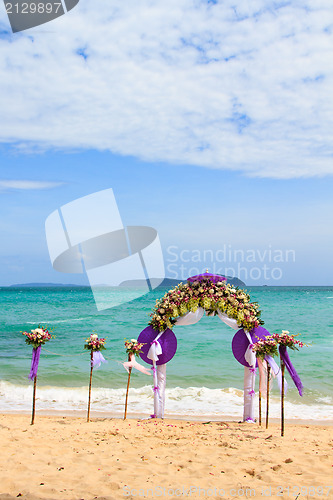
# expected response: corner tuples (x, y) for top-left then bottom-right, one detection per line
(22, 326), (53, 349)
(149, 279), (264, 332)
(124, 339), (145, 357)
(84, 333), (106, 351)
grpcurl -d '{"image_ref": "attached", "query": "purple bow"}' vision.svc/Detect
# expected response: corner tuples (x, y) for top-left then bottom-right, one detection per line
(91, 350), (106, 369)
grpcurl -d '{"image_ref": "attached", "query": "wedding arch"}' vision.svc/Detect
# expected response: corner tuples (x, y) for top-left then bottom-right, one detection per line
(137, 272), (270, 422)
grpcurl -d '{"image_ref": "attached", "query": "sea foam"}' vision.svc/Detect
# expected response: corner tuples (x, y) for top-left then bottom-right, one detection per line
(1, 381), (332, 421)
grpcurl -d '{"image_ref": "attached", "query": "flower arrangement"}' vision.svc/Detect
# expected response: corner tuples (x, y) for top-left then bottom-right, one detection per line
(124, 339), (145, 357)
(22, 326), (53, 349)
(271, 330), (305, 350)
(84, 333), (106, 351)
(149, 279), (264, 332)
(251, 336), (278, 360)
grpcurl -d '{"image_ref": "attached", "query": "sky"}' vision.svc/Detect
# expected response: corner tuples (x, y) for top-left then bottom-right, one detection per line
(0, 0), (332, 287)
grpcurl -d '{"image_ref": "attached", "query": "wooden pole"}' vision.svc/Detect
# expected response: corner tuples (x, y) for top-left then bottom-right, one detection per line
(266, 365), (271, 429)
(124, 354), (132, 420)
(87, 350), (93, 422)
(259, 390), (262, 426)
(31, 376), (37, 425)
(281, 361), (285, 437)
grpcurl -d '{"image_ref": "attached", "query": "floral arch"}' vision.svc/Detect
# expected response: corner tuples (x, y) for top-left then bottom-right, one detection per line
(137, 273), (269, 422)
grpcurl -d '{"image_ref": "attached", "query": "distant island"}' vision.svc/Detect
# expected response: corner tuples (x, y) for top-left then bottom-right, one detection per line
(8, 283), (89, 288)
(119, 276), (246, 288)
(8, 276), (246, 288)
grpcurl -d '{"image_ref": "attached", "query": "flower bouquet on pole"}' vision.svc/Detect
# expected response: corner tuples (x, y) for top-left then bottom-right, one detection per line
(22, 326), (54, 425)
(271, 330), (305, 437)
(251, 337), (278, 429)
(84, 333), (106, 422)
(123, 339), (150, 419)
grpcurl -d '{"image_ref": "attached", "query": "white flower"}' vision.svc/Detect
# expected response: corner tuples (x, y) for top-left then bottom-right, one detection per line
(32, 328), (44, 335)
(130, 338), (137, 343)
(282, 330), (290, 335)
(90, 334), (98, 340)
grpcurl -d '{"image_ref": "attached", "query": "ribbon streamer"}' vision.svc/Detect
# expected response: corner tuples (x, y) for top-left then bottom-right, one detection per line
(29, 346), (41, 380)
(91, 350), (106, 369)
(265, 355), (288, 394)
(279, 345), (303, 396)
(257, 358), (267, 394)
(123, 353), (151, 375)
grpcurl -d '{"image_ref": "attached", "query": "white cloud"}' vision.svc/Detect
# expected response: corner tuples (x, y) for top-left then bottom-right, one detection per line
(0, 180), (64, 190)
(0, 0), (332, 178)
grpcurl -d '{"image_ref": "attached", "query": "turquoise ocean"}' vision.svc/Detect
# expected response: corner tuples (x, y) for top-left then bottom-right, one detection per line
(0, 285), (332, 421)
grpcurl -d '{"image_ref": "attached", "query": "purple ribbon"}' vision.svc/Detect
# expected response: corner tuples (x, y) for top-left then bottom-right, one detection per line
(249, 389), (255, 397)
(29, 346), (41, 380)
(91, 350), (106, 369)
(153, 386), (159, 393)
(279, 345), (303, 396)
(151, 366), (156, 375)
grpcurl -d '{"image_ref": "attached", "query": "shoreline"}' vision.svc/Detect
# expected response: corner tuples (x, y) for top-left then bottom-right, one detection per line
(0, 414), (332, 500)
(1, 409), (333, 426)
(2, 380), (332, 423)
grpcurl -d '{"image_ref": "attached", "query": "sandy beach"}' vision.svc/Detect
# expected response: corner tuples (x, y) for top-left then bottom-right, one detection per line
(0, 414), (332, 500)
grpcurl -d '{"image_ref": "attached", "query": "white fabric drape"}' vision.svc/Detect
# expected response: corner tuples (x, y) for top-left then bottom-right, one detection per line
(176, 308), (240, 330)
(155, 364), (166, 418)
(147, 331), (165, 416)
(242, 330), (256, 421)
(175, 307), (204, 325)
(243, 366), (255, 422)
(217, 311), (239, 330)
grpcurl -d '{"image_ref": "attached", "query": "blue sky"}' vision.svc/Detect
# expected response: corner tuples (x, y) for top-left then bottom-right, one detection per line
(0, 0), (332, 286)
